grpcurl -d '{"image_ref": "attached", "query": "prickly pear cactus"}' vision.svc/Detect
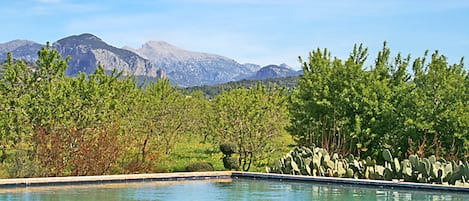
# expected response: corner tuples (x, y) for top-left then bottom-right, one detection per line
(269, 146), (468, 186)
(382, 149), (393, 162)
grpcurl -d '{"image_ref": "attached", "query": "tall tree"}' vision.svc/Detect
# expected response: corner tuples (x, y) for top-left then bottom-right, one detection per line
(208, 84), (289, 171)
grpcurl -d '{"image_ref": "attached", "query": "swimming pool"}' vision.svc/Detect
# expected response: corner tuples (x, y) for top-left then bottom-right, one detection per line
(0, 177), (467, 201)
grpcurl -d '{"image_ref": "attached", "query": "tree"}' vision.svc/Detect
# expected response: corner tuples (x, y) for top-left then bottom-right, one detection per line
(290, 42), (469, 161)
(208, 84), (289, 171)
(120, 78), (200, 172)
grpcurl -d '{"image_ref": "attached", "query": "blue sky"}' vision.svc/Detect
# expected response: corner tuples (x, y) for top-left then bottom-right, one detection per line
(1, 0), (468, 69)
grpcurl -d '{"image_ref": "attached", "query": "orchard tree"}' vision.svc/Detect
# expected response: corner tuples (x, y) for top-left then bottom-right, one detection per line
(208, 84), (289, 171)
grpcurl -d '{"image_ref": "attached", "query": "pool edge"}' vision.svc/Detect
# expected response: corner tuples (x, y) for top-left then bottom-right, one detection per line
(1, 171), (468, 192)
(232, 171), (469, 192)
(0, 171), (232, 188)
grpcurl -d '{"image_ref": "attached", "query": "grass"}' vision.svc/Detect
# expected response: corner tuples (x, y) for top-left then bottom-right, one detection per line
(159, 132), (295, 173)
(158, 135), (224, 172)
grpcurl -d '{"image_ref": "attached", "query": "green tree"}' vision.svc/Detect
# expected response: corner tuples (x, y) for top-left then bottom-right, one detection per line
(290, 43), (469, 161)
(208, 84), (289, 171)
(120, 78), (200, 172)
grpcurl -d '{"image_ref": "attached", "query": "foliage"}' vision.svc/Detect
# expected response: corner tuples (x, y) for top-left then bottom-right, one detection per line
(289, 42), (469, 160)
(0, 41), (466, 178)
(1, 43), (289, 177)
(223, 156), (240, 170)
(207, 84), (290, 171)
(183, 76), (299, 99)
(0, 44), (207, 177)
(270, 146), (469, 186)
(185, 161), (214, 172)
(219, 142), (237, 156)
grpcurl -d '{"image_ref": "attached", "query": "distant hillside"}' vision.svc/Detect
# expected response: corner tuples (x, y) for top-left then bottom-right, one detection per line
(128, 41), (260, 86)
(0, 40), (42, 62)
(183, 75), (299, 98)
(247, 64), (302, 80)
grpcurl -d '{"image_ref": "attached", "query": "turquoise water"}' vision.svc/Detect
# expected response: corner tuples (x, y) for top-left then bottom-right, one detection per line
(0, 178), (467, 200)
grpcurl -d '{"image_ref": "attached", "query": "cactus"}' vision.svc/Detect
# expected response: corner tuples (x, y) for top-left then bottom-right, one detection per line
(345, 168), (354, 178)
(304, 158), (313, 175)
(384, 167), (393, 181)
(291, 159), (300, 174)
(382, 149), (393, 162)
(365, 166), (374, 179)
(332, 153), (339, 161)
(422, 158), (431, 177)
(392, 158), (401, 174)
(464, 161), (469, 182)
(335, 161), (346, 177)
(269, 146), (468, 186)
(348, 154), (355, 161)
(401, 159), (412, 178)
(322, 153), (331, 165)
(325, 160), (334, 170)
(409, 154), (419, 169)
(312, 155), (321, 169)
(417, 173), (427, 183)
(365, 156), (374, 166)
(431, 161), (445, 184)
(429, 155), (437, 164)
(444, 162), (453, 182)
(449, 162), (464, 185)
(374, 165), (385, 180)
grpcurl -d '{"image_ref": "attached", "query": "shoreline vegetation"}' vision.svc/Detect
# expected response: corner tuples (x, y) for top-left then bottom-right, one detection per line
(0, 42), (467, 186)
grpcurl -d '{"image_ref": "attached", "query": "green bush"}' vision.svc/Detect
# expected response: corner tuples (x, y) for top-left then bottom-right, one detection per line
(185, 161), (214, 172)
(219, 143), (237, 155)
(223, 156), (239, 170)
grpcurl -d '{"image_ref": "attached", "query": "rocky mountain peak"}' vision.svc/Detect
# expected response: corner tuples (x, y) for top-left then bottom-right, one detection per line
(248, 64), (302, 80)
(0, 40), (42, 62)
(279, 63), (293, 69)
(138, 40), (219, 61)
(56, 33), (103, 43)
(52, 33), (158, 77)
(54, 33), (110, 51)
(0, 40), (37, 51)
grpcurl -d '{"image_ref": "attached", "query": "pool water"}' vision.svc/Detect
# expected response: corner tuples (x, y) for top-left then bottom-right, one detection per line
(0, 178), (467, 201)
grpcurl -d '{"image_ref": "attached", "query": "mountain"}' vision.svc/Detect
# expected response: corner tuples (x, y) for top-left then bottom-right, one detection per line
(0, 34), (163, 78)
(0, 40), (42, 62)
(53, 34), (162, 77)
(130, 41), (260, 86)
(0, 33), (267, 86)
(248, 64), (302, 80)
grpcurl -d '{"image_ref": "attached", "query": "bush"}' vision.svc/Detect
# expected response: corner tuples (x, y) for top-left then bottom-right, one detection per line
(222, 156), (239, 170)
(185, 161), (214, 172)
(219, 143), (237, 155)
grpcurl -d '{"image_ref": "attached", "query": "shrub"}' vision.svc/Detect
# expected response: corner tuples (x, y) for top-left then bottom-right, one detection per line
(219, 143), (237, 155)
(185, 161), (214, 172)
(222, 156), (239, 170)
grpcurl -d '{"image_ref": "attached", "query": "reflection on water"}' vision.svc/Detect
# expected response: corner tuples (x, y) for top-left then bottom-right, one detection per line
(0, 178), (467, 201)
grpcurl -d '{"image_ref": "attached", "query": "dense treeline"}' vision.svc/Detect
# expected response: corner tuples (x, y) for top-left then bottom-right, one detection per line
(183, 76), (298, 99)
(0, 42), (467, 178)
(0, 44), (288, 177)
(290, 42), (468, 161)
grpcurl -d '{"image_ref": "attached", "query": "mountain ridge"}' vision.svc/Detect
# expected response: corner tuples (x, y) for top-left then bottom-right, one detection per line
(53, 33), (159, 77)
(0, 33), (294, 86)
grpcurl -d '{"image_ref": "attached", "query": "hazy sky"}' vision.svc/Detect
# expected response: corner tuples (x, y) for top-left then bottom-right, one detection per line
(1, 0), (468, 69)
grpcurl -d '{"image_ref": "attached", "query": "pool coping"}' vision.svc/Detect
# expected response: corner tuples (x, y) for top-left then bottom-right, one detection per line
(0, 171), (232, 188)
(233, 172), (469, 192)
(0, 171), (468, 192)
